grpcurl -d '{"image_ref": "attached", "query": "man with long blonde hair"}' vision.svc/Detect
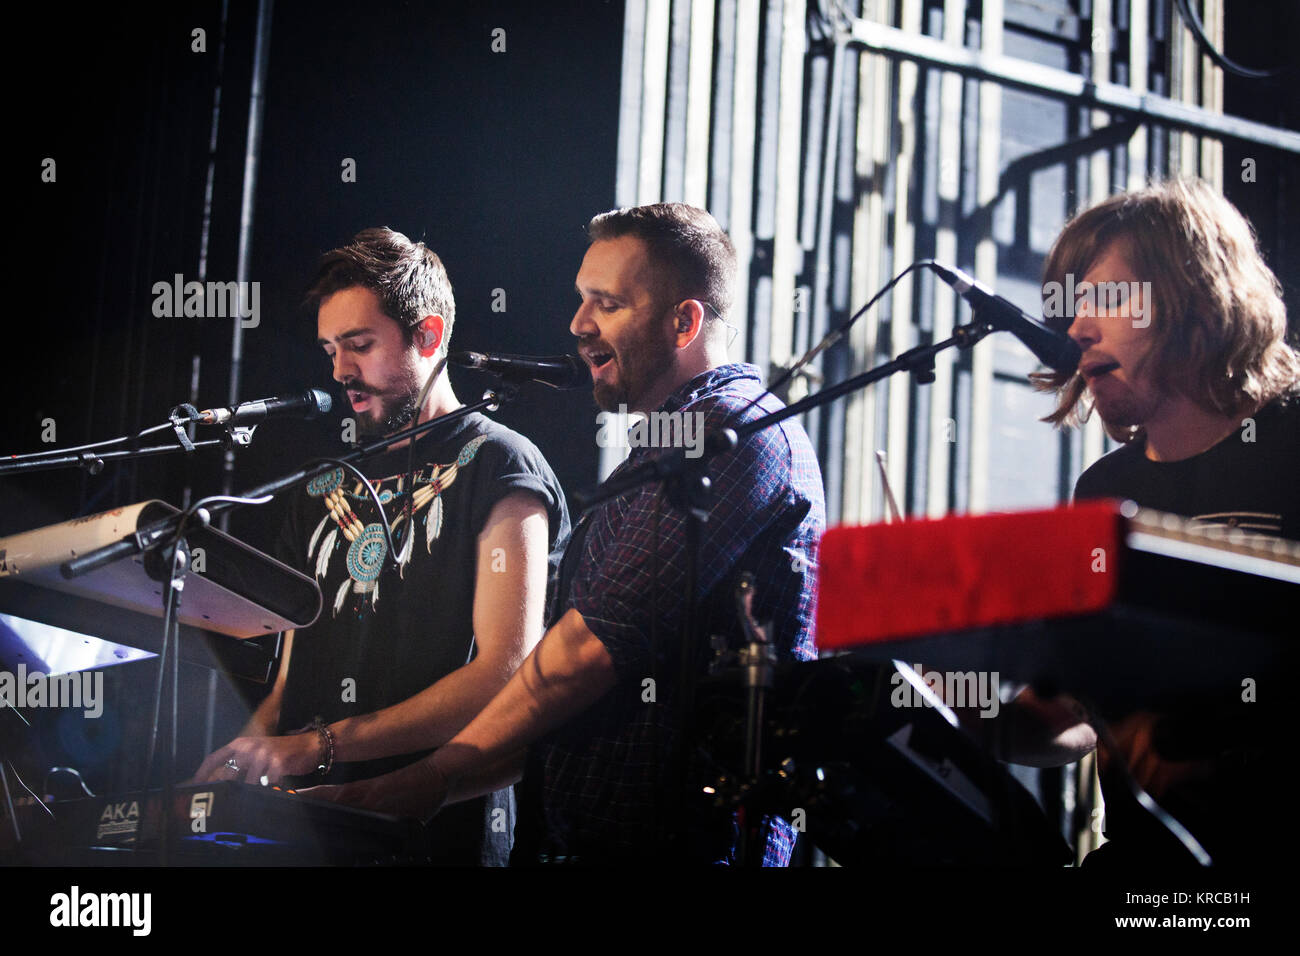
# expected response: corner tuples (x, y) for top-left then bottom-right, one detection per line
(1039, 178), (1299, 536)
(1036, 179), (1298, 866)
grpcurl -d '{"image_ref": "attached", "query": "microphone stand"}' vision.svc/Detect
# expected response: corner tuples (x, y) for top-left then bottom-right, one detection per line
(573, 319), (996, 864)
(0, 439), (233, 477)
(0, 405), (255, 478)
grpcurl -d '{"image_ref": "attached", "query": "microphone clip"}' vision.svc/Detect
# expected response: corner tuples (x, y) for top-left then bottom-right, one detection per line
(220, 425), (257, 451)
(173, 401), (258, 451)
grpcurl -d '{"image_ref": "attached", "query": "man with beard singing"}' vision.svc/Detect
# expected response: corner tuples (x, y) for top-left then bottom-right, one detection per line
(194, 228), (570, 865)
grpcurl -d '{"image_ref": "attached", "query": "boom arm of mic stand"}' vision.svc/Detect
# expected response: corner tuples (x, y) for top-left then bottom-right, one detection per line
(733, 321), (994, 443)
(0, 439), (230, 478)
(571, 321), (994, 513)
(61, 389), (511, 580)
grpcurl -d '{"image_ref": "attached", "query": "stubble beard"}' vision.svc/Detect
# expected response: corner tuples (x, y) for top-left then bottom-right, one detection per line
(354, 362), (423, 438)
(591, 313), (678, 413)
(1090, 379), (1164, 431)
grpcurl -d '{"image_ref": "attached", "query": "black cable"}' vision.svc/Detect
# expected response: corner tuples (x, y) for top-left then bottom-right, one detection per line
(1174, 0), (1292, 81)
(399, 353), (451, 572)
(738, 260), (928, 419)
(3, 420), (179, 462)
(7, 763), (55, 820)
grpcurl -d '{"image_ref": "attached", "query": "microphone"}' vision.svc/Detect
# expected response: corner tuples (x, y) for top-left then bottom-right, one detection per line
(197, 389), (333, 426)
(449, 351), (587, 389)
(926, 262), (1081, 375)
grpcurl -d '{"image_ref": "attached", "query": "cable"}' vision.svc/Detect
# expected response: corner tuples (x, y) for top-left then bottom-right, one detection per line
(4, 762), (55, 820)
(401, 354), (450, 547)
(1174, 0), (1291, 81)
(738, 260), (928, 419)
(2, 420), (178, 462)
(43, 766), (95, 798)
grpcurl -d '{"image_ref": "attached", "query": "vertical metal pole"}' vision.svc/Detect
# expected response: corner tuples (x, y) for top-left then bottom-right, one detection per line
(220, 0), (274, 512)
(968, 0), (1003, 515)
(729, 0), (761, 365)
(845, 0), (890, 524)
(683, 0), (716, 208)
(769, 0), (808, 381)
(192, 0), (232, 757)
(662, 0), (693, 200)
(885, 0), (921, 514)
(637, 0), (672, 207)
(616, 0), (649, 210)
(926, 0), (967, 518)
(1126, 0), (1149, 188)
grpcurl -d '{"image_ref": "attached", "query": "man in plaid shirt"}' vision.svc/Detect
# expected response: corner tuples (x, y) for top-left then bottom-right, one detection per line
(324, 203), (825, 865)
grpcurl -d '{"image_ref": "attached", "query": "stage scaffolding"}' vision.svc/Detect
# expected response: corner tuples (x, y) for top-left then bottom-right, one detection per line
(609, 0), (1295, 864)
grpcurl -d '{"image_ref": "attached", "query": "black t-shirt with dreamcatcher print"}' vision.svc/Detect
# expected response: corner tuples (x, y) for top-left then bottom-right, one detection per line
(275, 411), (569, 863)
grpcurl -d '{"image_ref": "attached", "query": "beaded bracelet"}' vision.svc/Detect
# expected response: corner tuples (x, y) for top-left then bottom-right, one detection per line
(312, 717), (335, 776)
(291, 717), (335, 776)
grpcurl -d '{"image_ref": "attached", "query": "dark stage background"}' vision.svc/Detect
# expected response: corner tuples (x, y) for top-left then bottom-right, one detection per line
(8, 0), (623, 790)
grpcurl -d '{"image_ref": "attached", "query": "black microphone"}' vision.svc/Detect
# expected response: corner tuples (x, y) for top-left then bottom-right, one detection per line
(926, 262), (1081, 375)
(449, 351), (587, 389)
(198, 389), (333, 426)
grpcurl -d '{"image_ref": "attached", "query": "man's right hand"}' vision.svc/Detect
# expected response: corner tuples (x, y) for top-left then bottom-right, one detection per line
(192, 732), (322, 786)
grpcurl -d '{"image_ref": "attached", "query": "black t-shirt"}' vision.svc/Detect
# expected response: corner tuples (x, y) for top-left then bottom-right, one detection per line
(1074, 395), (1300, 539)
(275, 411), (570, 863)
(1072, 394), (1298, 865)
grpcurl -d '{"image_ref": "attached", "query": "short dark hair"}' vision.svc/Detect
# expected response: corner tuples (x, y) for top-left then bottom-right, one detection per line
(586, 203), (737, 320)
(304, 227), (455, 348)
(1035, 179), (1299, 438)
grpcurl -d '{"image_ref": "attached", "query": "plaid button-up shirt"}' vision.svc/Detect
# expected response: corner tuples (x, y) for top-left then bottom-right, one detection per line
(523, 363), (825, 865)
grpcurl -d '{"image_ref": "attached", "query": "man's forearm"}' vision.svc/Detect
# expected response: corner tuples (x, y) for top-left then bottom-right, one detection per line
(315, 610), (616, 820)
(430, 609), (616, 801)
(237, 686), (282, 738)
(327, 657), (516, 764)
(443, 749), (526, 804)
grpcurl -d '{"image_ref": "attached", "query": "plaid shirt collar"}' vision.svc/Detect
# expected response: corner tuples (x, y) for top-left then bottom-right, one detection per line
(655, 362), (764, 416)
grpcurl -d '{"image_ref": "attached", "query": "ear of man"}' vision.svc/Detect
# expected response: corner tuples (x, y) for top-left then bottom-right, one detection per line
(672, 300), (706, 347)
(415, 315), (445, 357)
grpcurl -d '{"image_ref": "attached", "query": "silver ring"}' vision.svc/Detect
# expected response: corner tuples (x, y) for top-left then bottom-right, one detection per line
(225, 758), (240, 773)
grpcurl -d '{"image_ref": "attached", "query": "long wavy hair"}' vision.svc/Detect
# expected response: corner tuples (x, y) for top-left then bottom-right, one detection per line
(1033, 179), (1300, 441)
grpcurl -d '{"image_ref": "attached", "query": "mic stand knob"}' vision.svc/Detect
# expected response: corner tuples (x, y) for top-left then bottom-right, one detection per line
(481, 382), (517, 413)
